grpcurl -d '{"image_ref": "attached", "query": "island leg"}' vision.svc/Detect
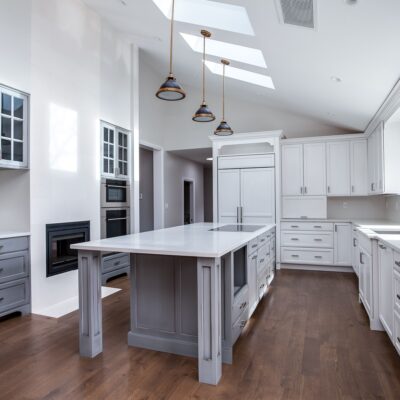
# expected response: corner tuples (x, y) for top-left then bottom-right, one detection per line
(197, 257), (222, 385)
(78, 250), (102, 358)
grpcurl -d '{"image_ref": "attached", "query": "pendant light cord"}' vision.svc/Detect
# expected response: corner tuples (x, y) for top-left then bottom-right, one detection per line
(169, 0), (175, 75)
(202, 34), (206, 103)
(222, 63), (225, 120)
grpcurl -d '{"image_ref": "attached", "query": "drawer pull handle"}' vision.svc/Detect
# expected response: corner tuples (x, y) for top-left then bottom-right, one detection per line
(0, 297), (4, 302)
(291, 254), (299, 258)
(259, 259), (265, 263)
(260, 239), (265, 242)
(252, 244), (257, 248)
(395, 261), (400, 267)
(0, 268), (3, 273)
(252, 255), (257, 260)
(314, 225), (322, 228)
(240, 321), (247, 328)
(291, 225), (299, 228)
(314, 256), (322, 259)
(260, 284), (265, 289)
(398, 337), (400, 344)
(397, 294), (400, 300)
(267, 235), (271, 238)
(114, 261), (121, 266)
(240, 301), (247, 310)
(314, 239), (322, 242)
(291, 238), (299, 241)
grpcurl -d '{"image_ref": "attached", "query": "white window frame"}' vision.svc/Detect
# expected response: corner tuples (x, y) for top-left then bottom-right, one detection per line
(0, 84), (29, 169)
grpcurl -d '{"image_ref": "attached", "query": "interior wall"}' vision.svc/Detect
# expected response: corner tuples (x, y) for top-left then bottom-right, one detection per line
(384, 195), (400, 223)
(164, 152), (204, 228)
(28, 0), (132, 314)
(203, 167), (213, 223)
(327, 196), (386, 220)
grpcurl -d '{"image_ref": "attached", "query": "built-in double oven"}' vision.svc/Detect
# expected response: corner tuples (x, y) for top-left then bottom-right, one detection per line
(101, 178), (130, 239)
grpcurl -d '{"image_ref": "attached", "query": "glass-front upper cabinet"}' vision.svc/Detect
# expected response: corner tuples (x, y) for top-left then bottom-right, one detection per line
(0, 85), (29, 169)
(101, 121), (130, 179)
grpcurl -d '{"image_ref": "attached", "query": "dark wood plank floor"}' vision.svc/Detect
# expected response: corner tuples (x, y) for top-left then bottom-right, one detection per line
(1, 270), (400, 400)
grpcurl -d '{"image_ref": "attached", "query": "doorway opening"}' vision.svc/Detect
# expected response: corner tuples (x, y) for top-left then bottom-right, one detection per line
(139, 146), (154, 232)
(183, 179), (194, 224)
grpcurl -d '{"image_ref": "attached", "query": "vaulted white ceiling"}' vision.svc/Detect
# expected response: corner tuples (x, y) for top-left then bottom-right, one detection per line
(84, 0), (400, 131)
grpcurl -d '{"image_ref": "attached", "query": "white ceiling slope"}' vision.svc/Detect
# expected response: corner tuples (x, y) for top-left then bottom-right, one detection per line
(84, 0), (400, 132)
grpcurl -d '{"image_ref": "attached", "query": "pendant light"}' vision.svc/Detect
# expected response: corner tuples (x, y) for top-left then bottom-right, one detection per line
(214, 59), (233, 136)
(156, 0), (186, 101)
(192, 30), (215, 122)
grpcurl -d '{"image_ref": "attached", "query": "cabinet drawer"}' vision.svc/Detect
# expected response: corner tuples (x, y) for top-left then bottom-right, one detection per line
(0, 236), (29, 255)
(257, 244), (268, 274)
(232, 307), (248, 344)
(281, 221), (333, 231)
(281, 248), (334, 265)
(258, 232), (269, 247)
(0, 278), (29, 314)
(102, 253), (130, 274)
(394, 270), (400, 314)
(219, 154), (274, 169)
(281, 231), (333, 248)
(394, 311), (400, 354)
(257, 269), (268, 299)
(0, 251), (29, 284)
(232, 285), (248, 325)
(248, 238), (259, 254)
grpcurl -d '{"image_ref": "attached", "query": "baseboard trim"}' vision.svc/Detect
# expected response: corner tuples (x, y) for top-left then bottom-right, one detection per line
(281, 263), (354, 273)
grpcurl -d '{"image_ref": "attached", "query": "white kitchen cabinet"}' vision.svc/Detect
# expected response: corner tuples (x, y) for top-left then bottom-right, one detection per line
(101, 121), (130, 179)
(247, 250), (258, 317)
(359, 245), (373, 318)
(241, 168), (275, 224)
(350, 140), (368, 196)
(327, 141), (351, 196)
(352, 228), (359, 276)
(281, 144), (303, 196)
(303, 143), (326, 196)
(333, 223), (352, 266)
(218, 169), (241, 223)
(378, 242), (394, 340)
(218, 167), (275, 224)
(281, 142), (325, 196)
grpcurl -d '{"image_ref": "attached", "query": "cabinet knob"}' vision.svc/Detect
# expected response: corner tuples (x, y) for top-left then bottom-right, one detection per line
(0, 268), (3, 273)
(0, 297), (4, 302)
(395, 261), (400, 267)
(396, 294), (400, 300)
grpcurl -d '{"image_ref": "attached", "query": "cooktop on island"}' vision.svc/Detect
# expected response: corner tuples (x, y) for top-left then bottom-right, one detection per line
(210, 224), (264, 233)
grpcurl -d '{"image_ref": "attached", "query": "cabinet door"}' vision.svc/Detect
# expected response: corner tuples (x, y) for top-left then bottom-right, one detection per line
(327, 141), (351, 196)
(218, 169), (240, 223)
(281, 144), (303, 196)
(350, 140), (368, 196)
(375, 125), (384, 193)
(241, 168), (275, 224)
(378, 243), (394, 339)
(247, 252), (258, 317)
(334, 223), (352, 266)
(116, 130), (129, 178)
(367, 131), (376, 194)
(352, 231), (359, 276)
(303, 143), (326, 196)
(361, 249), (373, 317)
(102, 123), (115, 177)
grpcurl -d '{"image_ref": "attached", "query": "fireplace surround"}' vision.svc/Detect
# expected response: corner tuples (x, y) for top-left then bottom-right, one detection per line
(46, 221), (90, 277)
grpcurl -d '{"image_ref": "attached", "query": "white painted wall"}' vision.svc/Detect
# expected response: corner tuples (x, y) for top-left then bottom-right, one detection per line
(327, 196), (386, 220)
(164, 152), (204, 228)
(384, 196), (400, 223)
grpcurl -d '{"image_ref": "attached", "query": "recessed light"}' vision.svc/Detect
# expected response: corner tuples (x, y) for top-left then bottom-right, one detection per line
(205, 61), (275, 89)
(152, 0), (254, 36)
(180, 33), (267, 68)
(330, 75), (342, 83)
(206, 157), (213, 161)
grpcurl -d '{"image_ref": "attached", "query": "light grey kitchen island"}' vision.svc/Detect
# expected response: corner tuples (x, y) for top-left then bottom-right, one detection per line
(71, 222), (276, 385)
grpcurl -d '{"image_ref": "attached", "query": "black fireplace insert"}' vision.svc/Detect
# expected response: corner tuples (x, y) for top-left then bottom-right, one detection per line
(46, 221), (90, 277)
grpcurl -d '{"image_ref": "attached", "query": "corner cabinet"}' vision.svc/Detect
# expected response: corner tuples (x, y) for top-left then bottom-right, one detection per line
(101, 121), (130, 179)
(0, 86), (29, 169)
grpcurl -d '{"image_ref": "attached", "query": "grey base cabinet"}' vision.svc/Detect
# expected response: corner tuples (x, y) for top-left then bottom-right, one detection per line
(102, 252), (130, 285)
(0, 236), (31, 318)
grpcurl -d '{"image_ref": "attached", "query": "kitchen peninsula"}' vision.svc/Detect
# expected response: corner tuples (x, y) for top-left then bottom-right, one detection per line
(72, 222), (276, 385)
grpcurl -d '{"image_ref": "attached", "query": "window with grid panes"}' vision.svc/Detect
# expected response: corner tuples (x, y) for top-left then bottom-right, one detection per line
(0, 86), (29, 168)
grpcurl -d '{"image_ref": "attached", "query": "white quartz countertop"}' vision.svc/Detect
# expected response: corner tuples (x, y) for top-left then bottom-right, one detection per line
(0, 231), (31, 239)
(71, 223), (275, 258)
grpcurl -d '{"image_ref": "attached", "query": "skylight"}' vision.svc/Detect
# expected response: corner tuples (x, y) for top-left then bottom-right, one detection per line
(180, 33), (267, 68)
(152, 0), (254, 36)
(205, 61), (275, 90)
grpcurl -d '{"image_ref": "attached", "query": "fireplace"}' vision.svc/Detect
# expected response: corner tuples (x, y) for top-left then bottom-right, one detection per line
(46, 221), (90, 277)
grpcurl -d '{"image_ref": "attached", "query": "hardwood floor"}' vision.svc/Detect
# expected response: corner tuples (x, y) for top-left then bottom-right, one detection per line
(1, 270), (400, 400)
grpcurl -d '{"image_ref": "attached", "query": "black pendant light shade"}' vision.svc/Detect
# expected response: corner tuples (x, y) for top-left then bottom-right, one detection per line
(156, 74), (186, 101)
(193, 30), (215, 122)
(193, 102), (215, 122)
(215, 120), (233, 135)
(156, 0), (186, 101)
(214, 59), (233, 135)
